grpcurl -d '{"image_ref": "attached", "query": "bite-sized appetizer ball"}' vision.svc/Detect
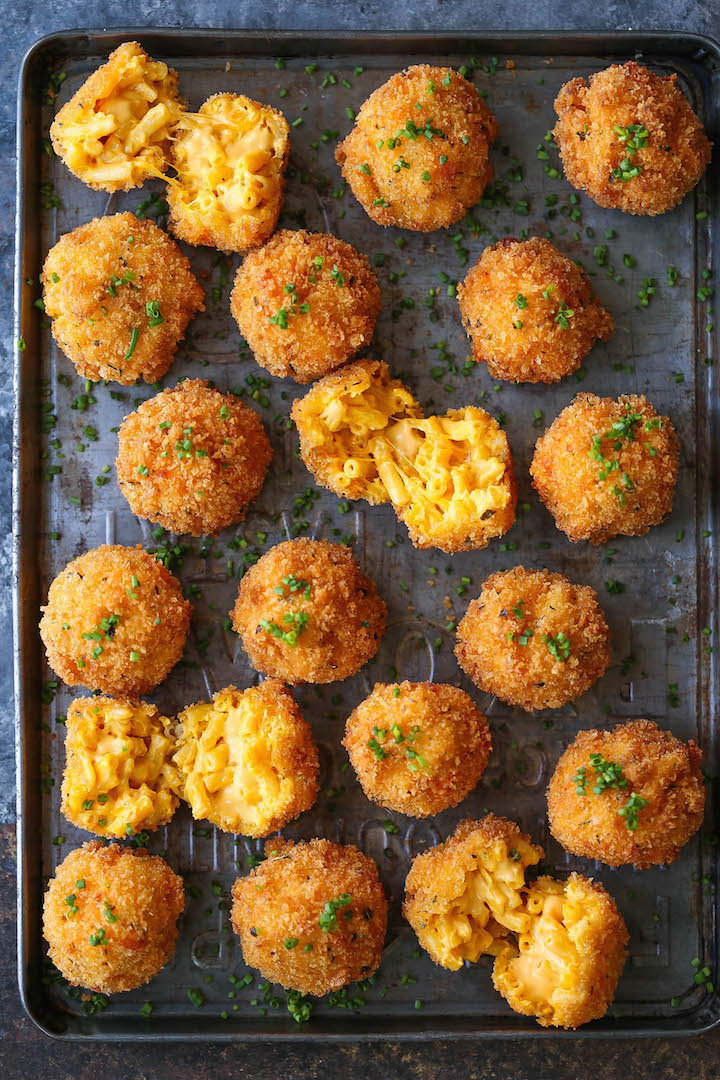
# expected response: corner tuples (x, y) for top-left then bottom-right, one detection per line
(40, 545), (192, 696)
(42, 213), (205, 385)
(43, 841), (184, 994)
(231, 838), (387, 995)
(61, 695), (182, 839)
(547, 719), (705, 868)
(553, 61), (711, 215)
(457, 238), (614, 383)
(336, 64), (497, 231)
(230, 230), (381, 383)
(167, 93), (289, 252)
(531, 393), (679, 545)
(50, 42), (185, 192)
(116, 379), (271, 536)
(231, 539), (386, 684)
(455, 567), (611, 712)
(343, 681), (491, 817)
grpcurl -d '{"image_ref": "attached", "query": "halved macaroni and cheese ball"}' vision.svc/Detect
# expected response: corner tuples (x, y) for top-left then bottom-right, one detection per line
(455, 567), (611, 712)
(231, 838), (387, 995)
(457, 237), (614, 383)
(43, 841), (184, 994)
(343, 681), (492, 817)
(230, 230), (381, 383)
(336, 64), (497, 231)
(547, 719), (705, 868)
(167, 93), (289, 253)
(40, 544), (192, 696)
(530, 393), (679, 545)
(116, 379), (271, 535)
(42, 212), (205, 385)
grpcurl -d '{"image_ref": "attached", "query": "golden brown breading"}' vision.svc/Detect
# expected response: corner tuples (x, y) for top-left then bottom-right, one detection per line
(553, 61), (711, 215)
(530, 393), (679, 544)
(547, 719), (705, 868)
(43, 841), (184, 993)
(457, 237), (614, 383)
(42, 213), (205, 385)
(230, 230), (381, 383)
(336, 64), (497, 231)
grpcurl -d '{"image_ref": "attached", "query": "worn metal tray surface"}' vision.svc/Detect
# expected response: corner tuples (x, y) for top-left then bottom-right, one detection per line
(14, 29), (720, 1040)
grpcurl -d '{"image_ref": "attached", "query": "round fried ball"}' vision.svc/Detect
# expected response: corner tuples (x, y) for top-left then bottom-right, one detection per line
(336, 64), (498, 232)
(116, 379), (271, 536)
(230, 230), (381, 383)
(457, 237), (614, 383)
(343, 681), (492, 816)
(43, 841), (184, 993)
(530, 393), (679, 544)
(553, 61), (711, 215)
(231, 838), (387, 995)
(547, 719), (705, 868)
(455, 567), (611, 712)
(231, 539), (386, 684)
(42, 212), (205, 384)
(40, 544), (192, 695)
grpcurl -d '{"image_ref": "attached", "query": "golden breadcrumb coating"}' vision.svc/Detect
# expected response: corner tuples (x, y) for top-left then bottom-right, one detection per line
(547, 719), (705, 868)
(457, 237), (614, 383)
(43, 841), (184, 994)
(116, 379), (271, 536)
(336, 64), (497, 231)
(231, 539), (386, 684)
(343, 681), (491, 817)
(530, 393), (679, 544)
(42, 213), (205, 385)
(230, 230), (381, 383)
(40, 544), (192, 696)
(231, 838), (387, 995)
(455, 567), (611, 712)
(553, 61), (711, 215)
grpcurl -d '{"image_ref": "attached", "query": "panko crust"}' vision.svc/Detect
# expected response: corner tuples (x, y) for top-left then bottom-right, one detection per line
(336, 64), (498, 231)
(116, 378), (271, 536)
(553, 61), (711, 215)
(457, 237), (614, 383)
(455, 567), (611, 712)
(39, 544), (192, 696)
(42, 213), (205, 385)
(231, 539), (386, 684)
(530, 393), (679, 544)
(43, 841), (184, 994)
(343, 681), (492, 817)
(231, 838), (387, 995)
(547, 719), (705, 868)
(230, 230), (381, 383)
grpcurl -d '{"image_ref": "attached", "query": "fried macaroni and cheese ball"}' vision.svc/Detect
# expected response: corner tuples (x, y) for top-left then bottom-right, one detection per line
(40, 545), (192, 696)
(457, 238), (614, 383)
(547, 719), (705, 868)
(336, 64), (497, 231)
(343, 681), (492, 817)
(167, 93), (289, 253)
(116, 379), (271, 536)
(61, 696), (181, 839)
(530, 393), (679, 545)
(50, 42), (185, 192)
(455, 567), (611, 712)
(231, 838), (387, 995)
(42, 213), (205, 385)
(292, 359), (516, 553)
(231, 539), (386, 684)
(230, 230), (381, 383)
(43, 841), (184, 994)
(553, 61), (711, 215)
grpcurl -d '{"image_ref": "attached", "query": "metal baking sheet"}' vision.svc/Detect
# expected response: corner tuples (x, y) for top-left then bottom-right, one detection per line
(14, 28), (720, 1040)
